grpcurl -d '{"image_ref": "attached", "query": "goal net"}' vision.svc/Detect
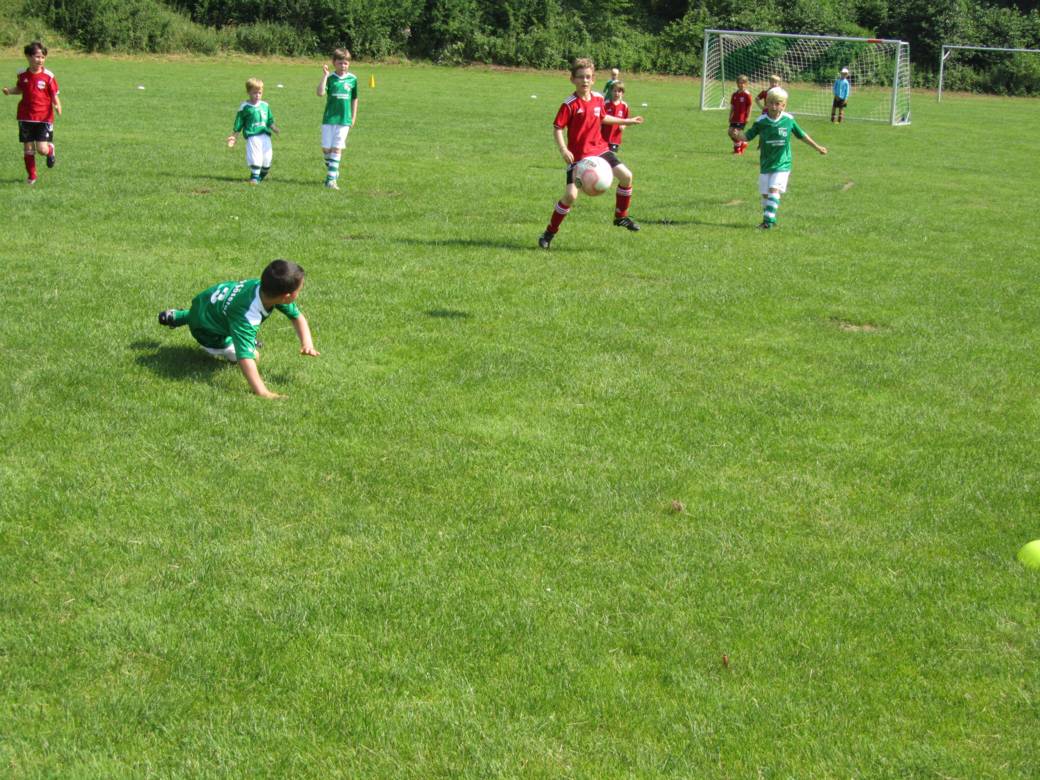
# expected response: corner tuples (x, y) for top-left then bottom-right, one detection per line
(701, 29), (912, 125)
(938, 44), (1040, 100)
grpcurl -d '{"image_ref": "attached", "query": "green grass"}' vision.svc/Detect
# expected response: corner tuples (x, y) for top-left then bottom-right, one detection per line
(1, 53), (1038, 777)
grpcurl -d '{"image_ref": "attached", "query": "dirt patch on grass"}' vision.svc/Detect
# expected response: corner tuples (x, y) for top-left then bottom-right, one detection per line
(833, 318), (880, 333)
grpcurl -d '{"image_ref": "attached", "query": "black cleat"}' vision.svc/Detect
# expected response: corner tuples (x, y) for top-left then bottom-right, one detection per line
(757, 221), (774, 230)
(613, 216), (640, 231)
(158, 309), (177, 327)
(46, 152), (56, 168)
(538, 231), (554, 249)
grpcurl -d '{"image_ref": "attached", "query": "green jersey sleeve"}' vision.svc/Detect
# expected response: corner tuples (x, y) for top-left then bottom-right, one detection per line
(275, 302), (301, 319)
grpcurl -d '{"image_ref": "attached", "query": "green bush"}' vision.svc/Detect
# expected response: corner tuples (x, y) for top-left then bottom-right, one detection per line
(232, 21), (315, 56)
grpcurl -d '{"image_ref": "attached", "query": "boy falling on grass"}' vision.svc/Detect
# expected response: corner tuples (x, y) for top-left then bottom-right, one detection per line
(538, 58), (644, 250)
(226, 77), (279, 184)
(2, 41), (61, 185)
(158, 259), (319, 399)
(735, 88), (827, 230)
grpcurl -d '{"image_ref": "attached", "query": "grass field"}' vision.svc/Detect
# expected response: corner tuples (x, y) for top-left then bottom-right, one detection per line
(1, 51), (1038, 777)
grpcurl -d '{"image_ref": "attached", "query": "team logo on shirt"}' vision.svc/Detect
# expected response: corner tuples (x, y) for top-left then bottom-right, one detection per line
(36, 80), (46, 90)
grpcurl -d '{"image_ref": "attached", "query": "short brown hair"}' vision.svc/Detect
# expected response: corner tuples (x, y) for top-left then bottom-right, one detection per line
(24, 41), (47, 57)
(260, 259), (305, 296)
(332, 48), (351, 62)
(570, 58), (594, 76)
(609, 81), (625, 95)
(245, 77), (263, 93)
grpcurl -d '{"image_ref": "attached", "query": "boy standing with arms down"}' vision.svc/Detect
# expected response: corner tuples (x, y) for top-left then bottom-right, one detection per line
(832, 67), (851, 122)
(539, 58), (644, 250)
(316, 48), (358, 190)
(728, 74), (752, 154)
(226, 77), (279, 184)
(736, 88), (827, 230)
(2, 41), (61, 185)
(158, 259), (320, 399)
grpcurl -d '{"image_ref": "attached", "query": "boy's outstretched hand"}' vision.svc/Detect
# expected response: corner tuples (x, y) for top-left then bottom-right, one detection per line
(300, 346), (320, 357)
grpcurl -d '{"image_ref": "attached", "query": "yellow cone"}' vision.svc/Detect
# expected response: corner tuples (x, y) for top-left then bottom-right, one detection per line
(369, 74), (376, 88)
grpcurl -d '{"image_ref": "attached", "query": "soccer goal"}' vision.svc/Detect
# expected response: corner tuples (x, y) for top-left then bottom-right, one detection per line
(938, 44), (1040, 101)
(701, 29), (913, 125)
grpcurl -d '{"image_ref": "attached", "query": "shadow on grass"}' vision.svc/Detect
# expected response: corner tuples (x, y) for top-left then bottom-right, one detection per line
(642, 218), (747, 229)
(425, 309), (472, 319)
(134, 343), (229, 381)
(392, 237), (527, 250)
(157, 172), (320, 187)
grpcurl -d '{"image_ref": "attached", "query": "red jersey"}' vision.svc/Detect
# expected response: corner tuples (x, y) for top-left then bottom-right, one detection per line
(729, 90), (752, 124)
(602, 99), (629, 146)
(15, 67), (59, 123)
(554, 91), (609, 160)
(756, 89), (770, 113)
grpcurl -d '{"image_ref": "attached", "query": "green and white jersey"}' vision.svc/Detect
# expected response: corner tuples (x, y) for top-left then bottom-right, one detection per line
(233, 100), (276, 137)
(743, 112), (807, 173)
(322, 72), (357, 126)
(188, 278), (299, 361)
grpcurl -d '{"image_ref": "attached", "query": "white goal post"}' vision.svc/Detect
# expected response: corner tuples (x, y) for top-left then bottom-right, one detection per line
(938, 44), (1040, 101)
(701, 29), (912, 125)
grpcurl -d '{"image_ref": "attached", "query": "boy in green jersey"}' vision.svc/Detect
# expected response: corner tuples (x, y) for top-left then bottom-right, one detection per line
(736, 88), (827, 229)
(316, 48), (358, 190)
(158, 259), (320, 399)
(227, 77), (279, 184)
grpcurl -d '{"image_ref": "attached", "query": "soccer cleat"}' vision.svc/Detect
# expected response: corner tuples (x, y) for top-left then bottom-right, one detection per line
(538, 231), (554, 250)
(26, 177), (36, 185)
(757, 221), (774, 230)
(46, 152), (55, 168)
(613, 216), (640, 232)
(158, 309), (177, 327)
(325, 180), (340, 190)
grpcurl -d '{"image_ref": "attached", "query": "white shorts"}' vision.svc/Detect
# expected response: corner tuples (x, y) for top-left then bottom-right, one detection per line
(321, 124), (351, 149)
(759, 171), (790, 195)
(202, 343), (238, 362)
(245, 134), (273, 168)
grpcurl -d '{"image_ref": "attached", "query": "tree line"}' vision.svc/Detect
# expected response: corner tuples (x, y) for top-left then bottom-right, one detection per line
(16, 0), (1040, 93)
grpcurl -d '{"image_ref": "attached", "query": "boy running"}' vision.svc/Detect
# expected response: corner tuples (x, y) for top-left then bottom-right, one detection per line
(2, 41), (61, 185)
(226, 77), (279, 184)
(158, 259), (319, 399)
(316, 48), (358, 190)
(538, 58), (644, 250)
(735, 88), (827, 230)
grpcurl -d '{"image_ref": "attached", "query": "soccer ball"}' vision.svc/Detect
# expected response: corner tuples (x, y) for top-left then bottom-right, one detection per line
(574, 156), (613, 196)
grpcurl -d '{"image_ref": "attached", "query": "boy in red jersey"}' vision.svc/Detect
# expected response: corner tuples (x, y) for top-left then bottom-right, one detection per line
(538, 58), (644, 250)
(2, 41), (61, 185)
(755, 74), (782, 114)
(728, 75), (752, 154)
(602, 81), (629, 152)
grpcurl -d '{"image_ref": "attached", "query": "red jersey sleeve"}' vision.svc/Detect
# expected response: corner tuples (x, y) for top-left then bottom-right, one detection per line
(553, 101), (571, 130)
